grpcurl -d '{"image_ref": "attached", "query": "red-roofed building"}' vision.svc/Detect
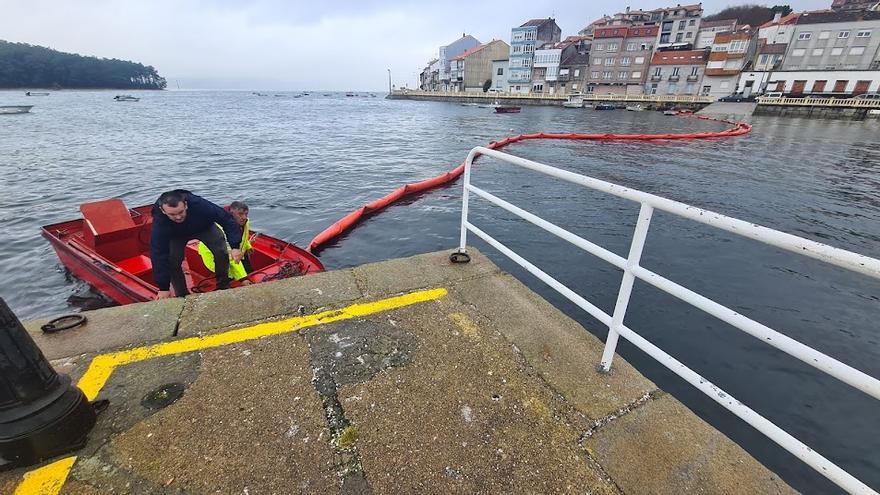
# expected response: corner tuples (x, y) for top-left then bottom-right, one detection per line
(579, 4), (703, 50)
(758, 12), (801, 45)
(702, 28), (757, 97)
(448, 40), (511, 92)
(646, 49), (709, 95)
(586, 25), (658, 95)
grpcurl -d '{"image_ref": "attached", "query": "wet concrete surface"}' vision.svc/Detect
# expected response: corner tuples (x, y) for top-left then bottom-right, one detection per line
(2, 248), (793, 494)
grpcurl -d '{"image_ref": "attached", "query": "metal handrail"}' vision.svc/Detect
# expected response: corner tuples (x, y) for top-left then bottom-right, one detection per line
(756, 96), (880, 108)
(456, 146), (879, 495)
(392, 89), (715, 103)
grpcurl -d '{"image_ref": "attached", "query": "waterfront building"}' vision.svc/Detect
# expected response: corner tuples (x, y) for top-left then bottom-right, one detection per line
(759, 11), (801, 45)
(419, 59), (439, 91)
(651, 3), (704, 50)
(586, 25), (657, 95)
(437, 34), (481, 92)
(781, 10), (880, 71)
(491, 59), (509, 92)
(578, 4), (702, 50)
(696, 19), (738, 49)
(761, 69), (880, 94)
(532, 36), (590, 95)
(701, 28), (757, 97)
(555, 37), (592, 96)
(646, 49), (709, 95)
(507, 18), (562, 94)
(448, 40), (511, 92)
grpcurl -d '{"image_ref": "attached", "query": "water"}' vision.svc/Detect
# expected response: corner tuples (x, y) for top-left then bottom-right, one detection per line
(1, 90), (878, 493)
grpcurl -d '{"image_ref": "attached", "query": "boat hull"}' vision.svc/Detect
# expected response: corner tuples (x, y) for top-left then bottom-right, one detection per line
(0, 105), (33, 114)
(494, 106), (521, 113)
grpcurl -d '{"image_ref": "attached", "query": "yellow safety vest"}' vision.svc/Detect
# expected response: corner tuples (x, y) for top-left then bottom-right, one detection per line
(198, 220), (251, 281)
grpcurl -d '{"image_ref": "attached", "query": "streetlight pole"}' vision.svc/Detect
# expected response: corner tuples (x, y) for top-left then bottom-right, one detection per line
(387, 68), (393, 94)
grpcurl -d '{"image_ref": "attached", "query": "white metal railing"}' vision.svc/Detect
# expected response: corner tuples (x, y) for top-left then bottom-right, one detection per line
(756, 96), (880, 108)
(391, 89), (715, 103)
(456, 146), (880, 495)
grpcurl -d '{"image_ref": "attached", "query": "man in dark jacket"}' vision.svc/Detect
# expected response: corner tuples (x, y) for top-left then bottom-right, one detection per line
(150, 190), (243, 299)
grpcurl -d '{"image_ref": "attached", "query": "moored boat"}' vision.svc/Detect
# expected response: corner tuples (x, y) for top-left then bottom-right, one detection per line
(663, 109), (678, 115)
(494, 105), (521, 113)
(562, 94), (584, 108)
(626, 104), (643, 111)
(114, 95), (140, 102)
(594, 103), (615, 110)
(42, 199), (324, 304)
(0, 105), (33, 114)
(25, 91), (50, 96)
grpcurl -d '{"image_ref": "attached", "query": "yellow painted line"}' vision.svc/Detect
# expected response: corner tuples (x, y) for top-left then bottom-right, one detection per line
(13, 456), (76, 495)
(16, 287), (447, 493)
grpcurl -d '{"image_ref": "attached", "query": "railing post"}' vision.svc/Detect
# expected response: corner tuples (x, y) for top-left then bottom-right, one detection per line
(458, 151), (475, 253)
(600, 203), (654, 372)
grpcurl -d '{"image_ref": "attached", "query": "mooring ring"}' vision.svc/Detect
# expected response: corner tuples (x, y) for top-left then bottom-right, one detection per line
(41, 314), (87, 334)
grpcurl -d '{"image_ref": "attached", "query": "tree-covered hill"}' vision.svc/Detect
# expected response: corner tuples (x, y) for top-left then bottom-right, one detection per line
(0, 40), (166, 89)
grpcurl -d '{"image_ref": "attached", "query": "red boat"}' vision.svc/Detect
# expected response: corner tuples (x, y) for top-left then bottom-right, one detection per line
(494, 106), (521, 113)
(41, 199), (324, 305)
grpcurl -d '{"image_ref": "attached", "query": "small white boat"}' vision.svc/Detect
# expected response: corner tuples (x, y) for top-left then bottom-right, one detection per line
(0, 105), (33, 115)
(25, 91), (49, 96)
(626, 104), (643, 111)
(562, 94), (584, 108)
(114, 95), (140, 102)
(663, 109), (678, 116)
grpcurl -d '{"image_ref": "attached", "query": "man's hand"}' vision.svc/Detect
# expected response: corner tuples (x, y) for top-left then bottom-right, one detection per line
(230, 248), (243, 263)
(156, 290), (172, 300)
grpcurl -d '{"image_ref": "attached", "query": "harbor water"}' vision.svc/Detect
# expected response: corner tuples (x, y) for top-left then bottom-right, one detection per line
(0, 90), (878, 493)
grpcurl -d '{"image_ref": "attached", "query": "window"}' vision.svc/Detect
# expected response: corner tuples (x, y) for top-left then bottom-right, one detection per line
(831, 47), (844, 55)
(729, 40), (747, 53)
(819, 31), (831, 39)
(595, 43), (605, 50)
(679, 20), (686, 29)
(797, 32), (812, 40)
(572, 83), (578, 90)
(634, 56), (645, 65)
(850, 46), (865, 55)
(689, 19), (695, 26)
(812, 48), (824, 56)
(593, 57), (603, 65)
(533, 83), (543, 92)
(574, 69), (580, 77)
(791, 48), (806, 57)
(618, 71), (628, 79)
(686, 32), (692, 38)
(620, 57), (631, 66)
(857, 30), (871, 38)
(632, 71), (642, 78)
(523, 59), (531, 67)
(640, 43), (649, 51)
(672, 67), (680, 76)
(690, 66), (699, 76)
(512, 45), (522, 54)
(602, 71), (613, 79)
(760, 54), (769, 64)
(607, 42), (619, 51)
(654, 67), (662, 76)
(591, 71), (599, 79)
(605, 57), (615, 65)
(497, 67), (504, 75)
(667, 83), (678, 94)
(676, 33), (684, 42)
(685, 83), (694, 94)
(838, 31), (850, 39)
(524, 44), (534, 53)
(626, 42), (637, 51)
(713, 43), (728, 52)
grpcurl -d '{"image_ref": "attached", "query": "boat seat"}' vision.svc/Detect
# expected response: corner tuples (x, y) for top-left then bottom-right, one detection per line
(80, 199), (142, 262)
(117, 254), (152, 278)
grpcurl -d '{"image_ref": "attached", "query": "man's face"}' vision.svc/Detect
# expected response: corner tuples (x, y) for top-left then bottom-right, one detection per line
(231, 208), (248, 228)
(161, 201), (188, 223)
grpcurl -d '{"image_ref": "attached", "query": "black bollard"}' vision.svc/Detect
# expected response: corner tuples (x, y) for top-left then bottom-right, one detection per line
(0, 298), (96, 470)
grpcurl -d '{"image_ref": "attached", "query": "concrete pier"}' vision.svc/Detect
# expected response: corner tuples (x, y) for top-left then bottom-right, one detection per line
(1, 249), (793, 494)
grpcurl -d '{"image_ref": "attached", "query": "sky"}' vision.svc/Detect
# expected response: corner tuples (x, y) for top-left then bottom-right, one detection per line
(1, 0), (830, 91)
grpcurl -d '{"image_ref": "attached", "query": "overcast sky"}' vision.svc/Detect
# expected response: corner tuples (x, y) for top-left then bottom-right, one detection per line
(2, 0), (830, 91)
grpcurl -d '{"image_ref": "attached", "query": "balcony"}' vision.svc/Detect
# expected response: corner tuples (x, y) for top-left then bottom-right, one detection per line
(668, 75), (680, 82)
(686, 74), (699, 82)
(650, 74), (662, 82)
(557, 73), (570, 81)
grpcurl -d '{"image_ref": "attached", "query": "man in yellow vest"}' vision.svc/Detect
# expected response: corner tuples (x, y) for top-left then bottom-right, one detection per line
(198, 201), (253, 284)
